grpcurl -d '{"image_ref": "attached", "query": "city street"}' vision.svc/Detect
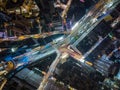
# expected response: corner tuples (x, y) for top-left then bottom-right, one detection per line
(38, 0), (120, 90)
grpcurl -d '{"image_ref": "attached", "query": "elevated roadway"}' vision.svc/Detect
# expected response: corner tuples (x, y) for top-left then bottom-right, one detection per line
(38, 0), (120, 90)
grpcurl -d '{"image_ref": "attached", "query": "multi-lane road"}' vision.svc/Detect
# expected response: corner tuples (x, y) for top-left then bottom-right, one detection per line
(0, 0), (119, 89)
(0, 31), (70, 42)
(38, 0), (120, 90)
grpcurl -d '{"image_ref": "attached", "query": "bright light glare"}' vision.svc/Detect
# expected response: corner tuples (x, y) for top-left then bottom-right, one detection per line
(116, 70), (120, 80)
(80, 59), (85, 63)
(54, 36), (64, 42)
(11, 48), (16, 52)
(32, 51), (39, 55)
(92, 18), (97, 23)
(61, 52), (69, 59)
(67, 45), (74, 52)
(16, 63), (23, 68)
(71, 22), (79, 30)
(80, 56), (85, 63)
(107, 2), (113, 8)
(103, 11), (106, 14)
